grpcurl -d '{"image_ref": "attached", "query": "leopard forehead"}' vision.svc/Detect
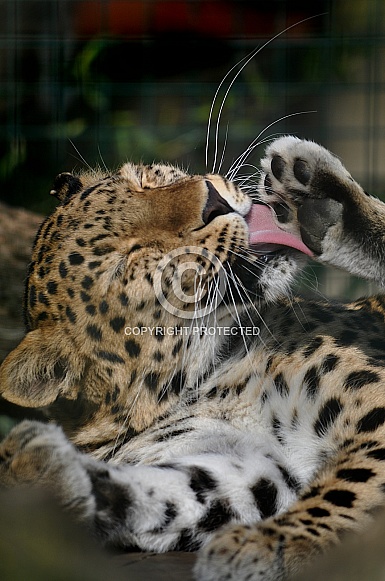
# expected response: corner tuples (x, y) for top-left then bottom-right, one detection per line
(119, 161), (189, 187)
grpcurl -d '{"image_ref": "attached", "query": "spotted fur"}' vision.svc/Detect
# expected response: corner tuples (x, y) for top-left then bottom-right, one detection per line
(1, 138), (385, 580)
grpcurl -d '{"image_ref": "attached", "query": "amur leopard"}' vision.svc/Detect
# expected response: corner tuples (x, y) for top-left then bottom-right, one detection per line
(1, 136), (385, 580)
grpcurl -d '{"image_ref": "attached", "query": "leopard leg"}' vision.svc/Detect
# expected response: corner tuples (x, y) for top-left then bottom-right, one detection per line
(259, 136), (385, 285)
(196, 431), (385, 581)
(0, 420), (299, 552)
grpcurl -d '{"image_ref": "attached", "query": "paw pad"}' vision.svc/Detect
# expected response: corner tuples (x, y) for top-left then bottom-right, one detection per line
(293, 159), (311, 185)
(271, 155), (286, 181)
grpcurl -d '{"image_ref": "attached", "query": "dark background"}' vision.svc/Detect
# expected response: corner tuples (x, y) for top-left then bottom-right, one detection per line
(2, 0), (385, 212)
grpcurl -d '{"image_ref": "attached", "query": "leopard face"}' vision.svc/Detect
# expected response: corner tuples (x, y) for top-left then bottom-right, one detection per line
(0, 160), (308, 446)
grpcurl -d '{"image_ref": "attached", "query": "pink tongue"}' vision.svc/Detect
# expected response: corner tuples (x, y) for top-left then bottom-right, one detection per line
(246, 204), (313, 257)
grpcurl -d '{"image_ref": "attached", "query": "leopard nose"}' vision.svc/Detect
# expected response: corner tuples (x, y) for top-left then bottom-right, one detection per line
(202, 180), (233, 224)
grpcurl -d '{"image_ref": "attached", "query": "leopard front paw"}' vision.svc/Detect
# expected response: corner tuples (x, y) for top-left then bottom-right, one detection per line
(195, 523), (285, 581)
(259, 136), (365, 256)
(0, 420), (72, 487)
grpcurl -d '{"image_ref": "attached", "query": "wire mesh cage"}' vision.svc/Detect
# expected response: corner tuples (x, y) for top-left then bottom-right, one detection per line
(1, 0), (385, 303)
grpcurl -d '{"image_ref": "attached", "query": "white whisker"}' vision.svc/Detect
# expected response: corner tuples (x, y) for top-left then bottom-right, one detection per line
(68, 139), (96, 174)
(206, 14), (324, 174)
(226, 112), (316, 182)
(97, 144), (109, 173)
(217, 124), (229, 175)
(225, 264), (280, 345)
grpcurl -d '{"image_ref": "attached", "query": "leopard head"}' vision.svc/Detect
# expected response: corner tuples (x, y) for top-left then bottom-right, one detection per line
(0, 161), (308, 448)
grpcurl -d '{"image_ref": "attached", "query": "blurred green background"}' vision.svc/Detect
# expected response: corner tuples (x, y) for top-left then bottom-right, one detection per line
(2, 0), (385, 212)
(1, 0), (385, 409)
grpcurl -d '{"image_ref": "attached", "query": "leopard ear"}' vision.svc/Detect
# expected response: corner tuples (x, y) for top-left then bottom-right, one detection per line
(0, 328), (74, 408)
(50, 172), (83, 202)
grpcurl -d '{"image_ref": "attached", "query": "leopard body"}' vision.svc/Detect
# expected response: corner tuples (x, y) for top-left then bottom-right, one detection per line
(1, 137), (385, 580)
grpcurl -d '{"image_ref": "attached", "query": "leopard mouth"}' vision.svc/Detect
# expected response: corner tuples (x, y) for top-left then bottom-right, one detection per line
(246, 203), (313, 258)
(225, 205), (313, 301)
(248, 243), (289, 264)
